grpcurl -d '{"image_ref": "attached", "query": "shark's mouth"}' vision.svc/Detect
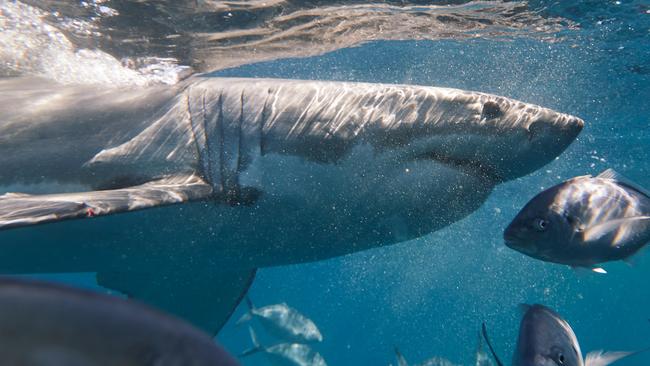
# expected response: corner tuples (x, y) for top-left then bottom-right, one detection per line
(415, 151), (504, 184)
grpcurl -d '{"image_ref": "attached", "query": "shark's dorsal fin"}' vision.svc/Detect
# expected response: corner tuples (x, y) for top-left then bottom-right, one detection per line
(0, 174), (212, 230)
(597, 169), (650, 198)
(97, 267), (256, 336)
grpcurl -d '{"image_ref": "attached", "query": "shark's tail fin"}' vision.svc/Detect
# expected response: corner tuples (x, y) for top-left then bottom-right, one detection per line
(236, 296), (255, 326)
(239, 326), (263, 358)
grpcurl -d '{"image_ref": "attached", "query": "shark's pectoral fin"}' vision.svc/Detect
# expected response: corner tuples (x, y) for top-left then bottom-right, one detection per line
(97, 267), (257, 335)
(0, 174), (212, 230)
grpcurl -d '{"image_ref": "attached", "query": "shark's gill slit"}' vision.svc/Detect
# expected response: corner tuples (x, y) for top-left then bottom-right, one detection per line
(217, 92), (226, 196)
(201, 90), (214, 185)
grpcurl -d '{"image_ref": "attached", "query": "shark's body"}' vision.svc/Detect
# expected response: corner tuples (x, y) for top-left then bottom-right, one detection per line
(0, 76), (583, 334)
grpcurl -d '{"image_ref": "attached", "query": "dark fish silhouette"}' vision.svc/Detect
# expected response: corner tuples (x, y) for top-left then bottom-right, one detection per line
(0, 278), (239, 365)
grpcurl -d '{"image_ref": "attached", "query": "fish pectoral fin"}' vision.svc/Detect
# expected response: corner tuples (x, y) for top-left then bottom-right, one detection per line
(96, 267), (256, 336)
(585, 350), (638, 366)
(0, 174), (212, 230)
(570, 266), (608, 275)
(582, 216), (650, 243)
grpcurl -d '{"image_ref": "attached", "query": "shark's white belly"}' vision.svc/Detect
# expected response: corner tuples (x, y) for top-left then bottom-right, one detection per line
(0, 144), (493, 273)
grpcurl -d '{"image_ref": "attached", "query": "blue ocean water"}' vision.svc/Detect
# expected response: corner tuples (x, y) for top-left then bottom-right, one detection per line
(210, 8), (650, 366)
(6, 1), (649, 365)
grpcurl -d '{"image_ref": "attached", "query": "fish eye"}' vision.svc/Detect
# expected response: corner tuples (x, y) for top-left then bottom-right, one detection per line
(534, 218), (549, 231)
(557, 353), (565, 365)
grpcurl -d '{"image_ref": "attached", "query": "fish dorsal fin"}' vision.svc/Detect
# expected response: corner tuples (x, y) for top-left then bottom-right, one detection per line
(481, 323), (505, 366)
(597, 169), (650, 198)
(585, 350), (635, 366)
(597, 169), (620, 180)
(571, 174), (594, 181)
(583, 216), (650, 242)
(518, 303), (532, 316)
(394, 346), (409, 366)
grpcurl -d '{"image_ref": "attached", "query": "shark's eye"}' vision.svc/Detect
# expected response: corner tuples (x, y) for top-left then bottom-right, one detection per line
(557, 353), (565, 365)
(534, 218), (548, 231)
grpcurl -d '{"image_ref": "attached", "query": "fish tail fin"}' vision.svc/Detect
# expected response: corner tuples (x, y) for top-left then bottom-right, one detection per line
(585, 346), (650, 366)
(235, 312), (253, 326)
(245, 295), (255, 311)
(239, 326), (263, 358)
(235, 296), (255, 326)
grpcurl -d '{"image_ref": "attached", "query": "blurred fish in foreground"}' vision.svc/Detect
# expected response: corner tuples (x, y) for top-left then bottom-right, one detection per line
(0, 277), (239, 366)
(237, 297), (323, 343)
(241, 326), (327, 366)
(505, 169), (650, 273)
(482, 304), (648, 366)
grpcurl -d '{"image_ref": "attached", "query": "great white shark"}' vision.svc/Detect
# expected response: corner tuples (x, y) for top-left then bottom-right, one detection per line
(0, 76), (583, 334)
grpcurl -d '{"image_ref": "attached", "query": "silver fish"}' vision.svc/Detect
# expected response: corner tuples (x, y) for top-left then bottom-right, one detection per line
(504, 169), (650, 272)
(241, 326), (327, 366)
(0, 77), (583, 334)
(0, 277), (239, 366)
(481, 304), (646, 366)
(236, 297), (322, 343)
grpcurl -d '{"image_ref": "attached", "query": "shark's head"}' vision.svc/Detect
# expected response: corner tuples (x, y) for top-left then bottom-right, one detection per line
(366, 88), (584, 184)
(513, 304), (583, 366)
(181, 79), (586, 254)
